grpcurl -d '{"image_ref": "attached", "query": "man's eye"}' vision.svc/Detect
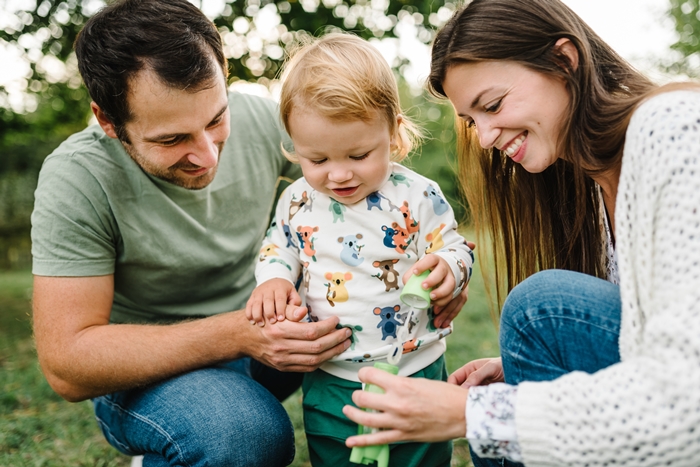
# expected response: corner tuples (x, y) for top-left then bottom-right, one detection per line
(160, 137), (181, 146)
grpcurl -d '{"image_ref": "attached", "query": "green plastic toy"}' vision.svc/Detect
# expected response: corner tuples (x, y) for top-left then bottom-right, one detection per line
(349, 362), (399, 467)
(399, 269), (432, 309)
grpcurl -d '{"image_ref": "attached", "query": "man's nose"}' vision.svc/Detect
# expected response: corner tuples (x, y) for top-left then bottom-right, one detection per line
(186, 133), (219, 168)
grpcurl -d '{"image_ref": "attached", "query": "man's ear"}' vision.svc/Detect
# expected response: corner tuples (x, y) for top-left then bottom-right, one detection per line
(91, 102), (119, 139)
(554, 37), (579, 72)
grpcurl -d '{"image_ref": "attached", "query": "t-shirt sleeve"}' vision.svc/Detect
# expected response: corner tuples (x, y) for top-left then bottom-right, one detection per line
(31, 155), (118, 276)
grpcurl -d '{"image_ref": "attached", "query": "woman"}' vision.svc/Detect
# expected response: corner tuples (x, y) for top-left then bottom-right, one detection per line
(342, 0), (700, 465)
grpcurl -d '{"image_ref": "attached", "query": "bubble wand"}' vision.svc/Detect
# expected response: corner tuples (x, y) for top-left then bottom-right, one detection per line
(349, 270), (432, 467)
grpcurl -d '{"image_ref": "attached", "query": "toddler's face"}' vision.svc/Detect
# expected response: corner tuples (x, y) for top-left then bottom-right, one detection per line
(287, 108), (394, 205)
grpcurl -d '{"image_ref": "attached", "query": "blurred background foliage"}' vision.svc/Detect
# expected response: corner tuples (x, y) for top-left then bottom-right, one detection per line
(668, 0), (700, 77)
(0, 0), (698, 269)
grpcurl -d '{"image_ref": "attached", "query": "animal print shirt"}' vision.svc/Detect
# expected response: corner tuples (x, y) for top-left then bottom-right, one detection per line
(255, 162), (474, 381)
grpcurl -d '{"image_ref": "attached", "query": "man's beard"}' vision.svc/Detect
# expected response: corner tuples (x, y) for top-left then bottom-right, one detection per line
(122, 142), (222, 190)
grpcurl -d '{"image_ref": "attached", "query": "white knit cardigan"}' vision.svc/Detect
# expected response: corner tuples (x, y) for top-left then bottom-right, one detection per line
(517, 90), (700, 466)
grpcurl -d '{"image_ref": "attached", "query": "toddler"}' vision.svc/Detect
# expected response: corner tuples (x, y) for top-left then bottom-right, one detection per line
(246, 33), (474, 467)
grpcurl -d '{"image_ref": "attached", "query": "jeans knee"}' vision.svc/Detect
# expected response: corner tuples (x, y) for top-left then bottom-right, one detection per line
(96, 368), (297, 467)
(500, 270), (573, 330)
(499, 271), (569, 359)
(183, 400), (295, 467)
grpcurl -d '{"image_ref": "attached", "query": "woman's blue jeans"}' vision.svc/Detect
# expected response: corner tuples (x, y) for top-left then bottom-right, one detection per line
(470, 270), (622, 467)
(92, 358), (303, 466)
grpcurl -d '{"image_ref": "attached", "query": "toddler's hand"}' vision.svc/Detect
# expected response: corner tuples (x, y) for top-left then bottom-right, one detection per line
(245, 278), (301, 327)
(284, 303), (309, 322)
(403, 254), (455, 307)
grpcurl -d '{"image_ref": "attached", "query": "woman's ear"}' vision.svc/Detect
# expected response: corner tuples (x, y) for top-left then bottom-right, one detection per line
(554, 37), (579, 72)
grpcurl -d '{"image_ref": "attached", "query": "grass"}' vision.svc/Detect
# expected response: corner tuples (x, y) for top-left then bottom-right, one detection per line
(0, 270), (130, 466)
(0, 250), (498, 466)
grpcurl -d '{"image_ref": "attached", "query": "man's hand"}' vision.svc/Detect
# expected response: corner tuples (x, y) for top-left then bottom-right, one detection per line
(33, 275), (351, 402)
(243, 314), (351, 372)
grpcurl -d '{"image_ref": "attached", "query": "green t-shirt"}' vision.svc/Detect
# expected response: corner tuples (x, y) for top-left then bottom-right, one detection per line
(31, 92), (301, 324)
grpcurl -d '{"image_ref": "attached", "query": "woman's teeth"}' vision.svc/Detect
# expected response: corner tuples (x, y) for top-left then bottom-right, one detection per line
(505, 134), (526, 156)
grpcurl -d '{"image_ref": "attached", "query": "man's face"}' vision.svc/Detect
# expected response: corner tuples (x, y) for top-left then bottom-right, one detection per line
(119, 66), (230, 190)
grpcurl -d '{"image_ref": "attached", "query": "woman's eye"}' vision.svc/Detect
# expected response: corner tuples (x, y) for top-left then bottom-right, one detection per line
(486, 99), (502, 113)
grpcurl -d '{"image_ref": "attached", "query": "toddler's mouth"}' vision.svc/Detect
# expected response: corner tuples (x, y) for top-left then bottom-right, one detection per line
(332, 187), (358, 197)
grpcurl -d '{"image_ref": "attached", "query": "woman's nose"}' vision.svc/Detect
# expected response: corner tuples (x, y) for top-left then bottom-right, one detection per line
(475, 119), (499, 150)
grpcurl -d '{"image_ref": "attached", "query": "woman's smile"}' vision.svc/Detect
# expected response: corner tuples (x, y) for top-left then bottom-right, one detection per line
(442, 61), (570, 174)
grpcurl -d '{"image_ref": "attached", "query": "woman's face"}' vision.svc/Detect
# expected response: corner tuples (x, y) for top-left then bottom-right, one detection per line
(442, 60), (571, 173)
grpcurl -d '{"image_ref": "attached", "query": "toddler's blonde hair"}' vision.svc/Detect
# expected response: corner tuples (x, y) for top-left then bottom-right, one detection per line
(279, 33), (420, 162)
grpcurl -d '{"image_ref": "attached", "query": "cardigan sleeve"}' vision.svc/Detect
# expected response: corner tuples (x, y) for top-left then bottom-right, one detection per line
(467, 383), (523, 462)
(515, 90), (700, 466)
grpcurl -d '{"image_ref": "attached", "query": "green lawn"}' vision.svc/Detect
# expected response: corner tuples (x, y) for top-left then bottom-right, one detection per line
(0, 253), (498, 466)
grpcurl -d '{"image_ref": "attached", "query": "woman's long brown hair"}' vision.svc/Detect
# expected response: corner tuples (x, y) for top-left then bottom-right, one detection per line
(429, 0), (659, 309)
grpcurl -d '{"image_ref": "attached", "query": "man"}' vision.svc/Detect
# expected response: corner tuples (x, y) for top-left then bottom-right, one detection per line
(30, 0), (352, 465)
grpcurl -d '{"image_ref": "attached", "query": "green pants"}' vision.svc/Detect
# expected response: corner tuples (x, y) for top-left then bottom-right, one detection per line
(301, 356), (452, 467)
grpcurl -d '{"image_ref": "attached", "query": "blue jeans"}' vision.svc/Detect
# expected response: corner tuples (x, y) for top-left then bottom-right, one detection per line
(93, 358), (303, 467)
(470, 270), (621, 467)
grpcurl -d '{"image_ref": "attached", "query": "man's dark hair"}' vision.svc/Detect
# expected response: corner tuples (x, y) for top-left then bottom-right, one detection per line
(75, 0), (228, 142)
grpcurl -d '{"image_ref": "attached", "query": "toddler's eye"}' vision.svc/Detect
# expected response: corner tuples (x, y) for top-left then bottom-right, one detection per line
(350, 153), (369, 161)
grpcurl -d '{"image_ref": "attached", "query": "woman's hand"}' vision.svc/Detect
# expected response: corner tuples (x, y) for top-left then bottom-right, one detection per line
(448, 357), (504, 387)
(343, 366), (469, 446)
